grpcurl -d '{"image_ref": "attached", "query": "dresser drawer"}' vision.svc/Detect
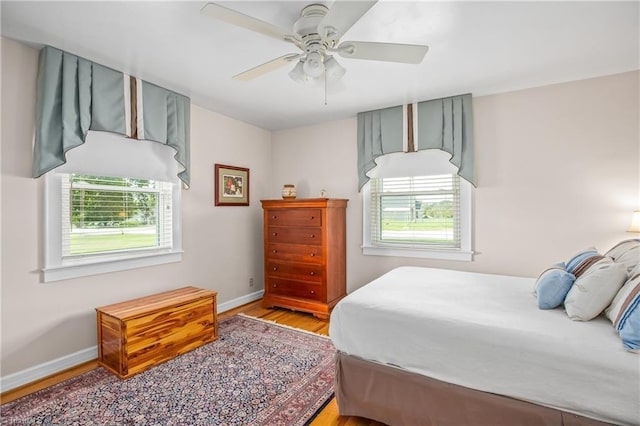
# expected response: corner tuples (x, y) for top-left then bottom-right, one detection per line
(267, 243), (322, 264)
(267, 226), (322, 245)
(269, 279), (325, 301)
(266, 208), (322, 227)
(267, 260), (323, 282)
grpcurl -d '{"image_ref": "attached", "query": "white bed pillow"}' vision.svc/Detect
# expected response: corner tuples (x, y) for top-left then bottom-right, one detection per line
(605, 265), (640, 351)
(564, 257), (628, 321)
(606, 267), (640, 324)
(605, 239), (640, 275)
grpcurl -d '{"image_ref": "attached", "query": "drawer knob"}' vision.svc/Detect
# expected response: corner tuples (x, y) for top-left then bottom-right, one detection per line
(310, 290), (315, 294)
(273, 267), (278, 271)
(310, 271), (315, 276)
(272, 232), (277, 236)
(310, 234), (315, 238)
(272, 249), (277, 253)
(272, 215), (277, 219)
(273, 284), (277, 288)
(310, 253), (315, 257)
(310, 216), (315, 219)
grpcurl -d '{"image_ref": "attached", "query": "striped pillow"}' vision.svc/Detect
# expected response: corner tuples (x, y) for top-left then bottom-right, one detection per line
(605, 239), (640, 275)
(605, 269), (640, 352)
(566, 248), (600, 275)
(564, 257), (627, 321)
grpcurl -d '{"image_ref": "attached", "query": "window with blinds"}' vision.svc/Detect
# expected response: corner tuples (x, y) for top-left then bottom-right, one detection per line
(369, 174), (461, 249)
(61, 174), (173, 257)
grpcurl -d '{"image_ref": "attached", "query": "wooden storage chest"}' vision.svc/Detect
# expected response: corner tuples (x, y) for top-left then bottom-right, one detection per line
(261, 198), (348, 320)
(96, 286), (217, 379)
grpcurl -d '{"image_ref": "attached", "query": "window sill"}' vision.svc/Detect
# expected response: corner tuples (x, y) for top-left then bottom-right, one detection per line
(43, 250), (183, 283)
(362, 245), (473, 261)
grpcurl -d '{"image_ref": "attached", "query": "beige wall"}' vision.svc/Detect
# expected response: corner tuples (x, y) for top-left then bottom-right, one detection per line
(2, 36), (638, 379)
(271, 71), (639, 291)
(1, 39), (271, 375)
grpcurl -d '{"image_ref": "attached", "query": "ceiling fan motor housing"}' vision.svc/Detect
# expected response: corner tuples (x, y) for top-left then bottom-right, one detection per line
(294, 4), (335, 53)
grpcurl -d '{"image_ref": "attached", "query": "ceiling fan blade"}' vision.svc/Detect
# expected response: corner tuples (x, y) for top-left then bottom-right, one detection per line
(318, 0), (377, 41)
(201, 3), (293, 42)
(337, 41), (429, 64)
(233, 54), (301, 81)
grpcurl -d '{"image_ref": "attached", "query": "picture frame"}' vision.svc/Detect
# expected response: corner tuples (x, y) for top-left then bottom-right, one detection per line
(214, 164), (250, 206)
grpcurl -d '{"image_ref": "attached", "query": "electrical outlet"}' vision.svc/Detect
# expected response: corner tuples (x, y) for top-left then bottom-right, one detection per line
(249, 278), (254, 287)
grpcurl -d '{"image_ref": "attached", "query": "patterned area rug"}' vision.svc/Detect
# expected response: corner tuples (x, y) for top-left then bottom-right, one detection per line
(1, 315), (336, 425)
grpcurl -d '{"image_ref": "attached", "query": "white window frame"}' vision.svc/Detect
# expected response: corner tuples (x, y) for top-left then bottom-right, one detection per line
(362, 150), (474, 261)
(42, 132), (183, 282)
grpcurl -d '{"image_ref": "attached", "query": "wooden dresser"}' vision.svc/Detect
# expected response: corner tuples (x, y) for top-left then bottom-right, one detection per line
(261, 198), (348, 320)
(95, 286), (217, 379)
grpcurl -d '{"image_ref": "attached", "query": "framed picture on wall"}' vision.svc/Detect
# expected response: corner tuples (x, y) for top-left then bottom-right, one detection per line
(214, 164), (250, 206)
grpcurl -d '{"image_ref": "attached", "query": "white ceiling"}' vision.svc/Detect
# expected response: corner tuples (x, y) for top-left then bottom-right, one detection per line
(2, 1), (638, 131)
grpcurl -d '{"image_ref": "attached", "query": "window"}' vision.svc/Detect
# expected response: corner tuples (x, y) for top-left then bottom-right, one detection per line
(369, 174), (460, 248)
(61, 175), (172, 257)
(362, 150), (473, 261)
(43, 131), (183, 282)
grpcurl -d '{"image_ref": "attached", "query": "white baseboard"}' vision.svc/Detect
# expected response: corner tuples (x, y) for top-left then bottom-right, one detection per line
(217, 289), (264, 313)
(1, 346), (98, 393)
(1, 290), (265, 393)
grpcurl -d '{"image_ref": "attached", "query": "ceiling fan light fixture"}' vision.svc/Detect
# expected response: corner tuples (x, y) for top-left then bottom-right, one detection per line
(323, 55), (346, 81)
(288, 59), (308, 83)
(303, 51), (325, 78)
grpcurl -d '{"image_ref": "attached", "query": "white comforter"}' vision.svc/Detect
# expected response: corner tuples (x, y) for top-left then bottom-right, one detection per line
(329, 267), (640, 425)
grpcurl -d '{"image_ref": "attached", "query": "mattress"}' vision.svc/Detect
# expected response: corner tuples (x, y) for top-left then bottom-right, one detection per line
(329, 267), (640, 425)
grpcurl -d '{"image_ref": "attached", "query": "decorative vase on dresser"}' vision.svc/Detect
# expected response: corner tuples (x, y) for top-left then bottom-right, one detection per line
(260, 198), (348, 320)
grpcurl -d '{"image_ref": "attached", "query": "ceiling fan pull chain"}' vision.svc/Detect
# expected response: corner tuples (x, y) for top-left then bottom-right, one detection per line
(324, 71), (328, 106)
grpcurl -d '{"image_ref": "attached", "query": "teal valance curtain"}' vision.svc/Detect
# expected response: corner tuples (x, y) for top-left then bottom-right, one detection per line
(357, 105), (404, 190)
(32, 46), (191, 187)
(357, 94), (475, 190)
(417, 94), (474, 186)
(33, 47), (125, 177)
(139, 81), (191, 186)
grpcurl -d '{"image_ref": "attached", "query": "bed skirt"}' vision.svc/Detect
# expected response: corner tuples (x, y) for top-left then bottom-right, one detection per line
(335, 352), (612, 426)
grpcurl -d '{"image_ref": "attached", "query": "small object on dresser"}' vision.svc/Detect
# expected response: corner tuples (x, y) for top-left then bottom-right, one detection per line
(320, 189), (327, 198)
(282, 184), (296, 199)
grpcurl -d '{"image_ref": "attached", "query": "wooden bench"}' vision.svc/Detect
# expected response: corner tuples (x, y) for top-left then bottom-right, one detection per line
(96, 286), (218, 379)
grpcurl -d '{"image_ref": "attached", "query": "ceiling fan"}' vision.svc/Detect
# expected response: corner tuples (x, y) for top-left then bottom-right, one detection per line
(200, 1), (429, 84)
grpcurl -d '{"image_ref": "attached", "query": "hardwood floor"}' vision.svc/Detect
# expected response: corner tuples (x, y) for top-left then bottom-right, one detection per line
(1, 301), (384, 426)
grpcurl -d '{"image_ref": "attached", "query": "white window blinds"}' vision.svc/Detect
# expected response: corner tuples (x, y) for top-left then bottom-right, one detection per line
(369, 174), (461, 249)
(61, 174), (172, 257)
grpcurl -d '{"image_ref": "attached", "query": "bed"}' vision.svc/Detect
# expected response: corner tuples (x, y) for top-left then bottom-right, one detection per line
(329, 266), (639, 426)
